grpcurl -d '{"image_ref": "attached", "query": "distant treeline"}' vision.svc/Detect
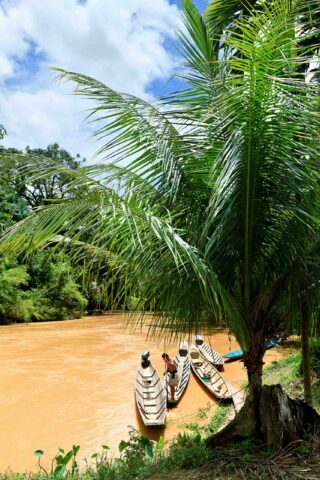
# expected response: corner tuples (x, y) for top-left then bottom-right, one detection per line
(0, 143), (111, 324)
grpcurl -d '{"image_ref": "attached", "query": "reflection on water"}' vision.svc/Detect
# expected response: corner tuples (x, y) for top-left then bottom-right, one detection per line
(0, 314), (286, 471)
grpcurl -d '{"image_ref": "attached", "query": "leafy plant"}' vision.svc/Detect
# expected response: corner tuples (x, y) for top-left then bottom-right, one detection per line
(34, 445), (80, 479)
(242, 453), (252, 462)
(0, 260), (34, 323)
(206, 405), (232, 434)
(0, 252), (87, 325)
(297, 443), (311, 456)
(196, 402), (212, 419)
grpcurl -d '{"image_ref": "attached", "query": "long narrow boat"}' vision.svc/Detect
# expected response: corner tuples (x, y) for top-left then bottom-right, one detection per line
(195, 335), (224, 369)
(189, 345), (231, 400)
(163, 341), (191, 404)
(222, 348), (243, 362)
(223, 336), (279, 363)
(136, 351), (166, 426)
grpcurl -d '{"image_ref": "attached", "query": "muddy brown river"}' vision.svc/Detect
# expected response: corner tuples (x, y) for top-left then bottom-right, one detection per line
(0, 314), (287, 472)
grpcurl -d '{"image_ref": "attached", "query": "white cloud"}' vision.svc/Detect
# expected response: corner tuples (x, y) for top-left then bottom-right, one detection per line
(0, 0), (181, 159)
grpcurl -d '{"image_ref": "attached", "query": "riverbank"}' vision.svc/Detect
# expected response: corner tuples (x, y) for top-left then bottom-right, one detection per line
(2, 352), (319, 480)
(0, 314), (288, 471)
(263, 349), (320, 414)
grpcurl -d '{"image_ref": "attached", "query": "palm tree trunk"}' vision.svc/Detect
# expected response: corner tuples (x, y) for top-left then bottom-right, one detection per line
(245, 338), (265, 391)
(244, 337), (266, 432)
(247, 358), (263, 396)
(301, 307), (312, 406)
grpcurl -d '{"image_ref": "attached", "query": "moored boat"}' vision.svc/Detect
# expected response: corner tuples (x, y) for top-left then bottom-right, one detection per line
(195, 335), (224, 368)
(223, 336), (279, 363)
(136, 351), (166, 426)
(189, 345), (231, 400)
(163, 341), (191, 404)
(266, 336), (279, 349)
(223, 348), (243, 362)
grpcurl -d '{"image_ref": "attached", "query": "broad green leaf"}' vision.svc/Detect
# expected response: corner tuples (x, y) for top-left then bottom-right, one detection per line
(118, 440), (127, 453)
(53, 464), (66, 480)
(34, 450), (44, 457)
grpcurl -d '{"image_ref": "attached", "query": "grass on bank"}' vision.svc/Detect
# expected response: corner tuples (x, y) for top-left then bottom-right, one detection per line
(2, 347), (320, 480)
(263, 341), (320, 413)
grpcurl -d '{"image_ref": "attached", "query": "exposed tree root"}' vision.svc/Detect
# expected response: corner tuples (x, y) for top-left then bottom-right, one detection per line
(207, 385), (320, 448)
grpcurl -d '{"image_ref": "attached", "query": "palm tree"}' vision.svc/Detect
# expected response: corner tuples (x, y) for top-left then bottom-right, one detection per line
(1, 0), (320, 445)
(205, 0), (320, 408)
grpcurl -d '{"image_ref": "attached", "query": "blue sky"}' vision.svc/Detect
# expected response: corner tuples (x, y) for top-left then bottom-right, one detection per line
(172, 0), (208, 11)
(0, 0), (210, 159)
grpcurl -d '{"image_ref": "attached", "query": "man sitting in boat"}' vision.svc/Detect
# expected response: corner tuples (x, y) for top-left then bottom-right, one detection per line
(162, 353), (178, 401)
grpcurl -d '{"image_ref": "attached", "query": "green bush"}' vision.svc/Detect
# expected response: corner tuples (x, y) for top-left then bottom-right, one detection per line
(27, 252), (87, 321)
(207, 404), (232, 434)
(8, 430), (212, 480)
(0, 252), (87, 324)
(0, 261), (35, 323)
(152, 432), (212, 474)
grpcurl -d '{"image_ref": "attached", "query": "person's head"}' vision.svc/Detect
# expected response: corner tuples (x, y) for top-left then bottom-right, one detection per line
(162, 353), (169, 361)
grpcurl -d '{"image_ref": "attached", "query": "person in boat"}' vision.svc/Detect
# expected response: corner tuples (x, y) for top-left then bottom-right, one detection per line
(162, 353), (178, 401)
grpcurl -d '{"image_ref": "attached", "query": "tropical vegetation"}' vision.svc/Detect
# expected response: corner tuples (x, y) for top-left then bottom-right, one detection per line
(0, 254), (86, 323)
(1, 0), (320, 446)
(0, 143), (96, 323)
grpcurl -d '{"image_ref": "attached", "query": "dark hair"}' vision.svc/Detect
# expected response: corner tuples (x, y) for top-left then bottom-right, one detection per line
(162, 353), (169, 359)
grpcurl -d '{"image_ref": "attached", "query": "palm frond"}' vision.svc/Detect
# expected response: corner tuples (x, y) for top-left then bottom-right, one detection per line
(53, 68), (210, 205)
(201, 0), (320, 310)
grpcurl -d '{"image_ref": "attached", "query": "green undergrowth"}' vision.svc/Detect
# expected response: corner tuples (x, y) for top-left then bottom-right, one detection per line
(0, 429), (214, 480)
(2, 428), (319, 480)
(182, 403), (232, 436)
(0, 407), (230, 480)
(263, 344), (320, 413)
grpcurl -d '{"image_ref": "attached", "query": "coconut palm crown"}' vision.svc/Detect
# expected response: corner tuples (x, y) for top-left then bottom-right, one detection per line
(1, 0), (320, 399)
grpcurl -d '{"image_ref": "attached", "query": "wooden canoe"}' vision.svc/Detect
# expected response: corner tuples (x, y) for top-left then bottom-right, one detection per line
(136, 352), (166, 426)
(163, 341), (191, 404)
(194, 335), (224, 368)
(190, 345), (231, 400)
(223, 337), (279, 363)
(223, 348), (243, 362)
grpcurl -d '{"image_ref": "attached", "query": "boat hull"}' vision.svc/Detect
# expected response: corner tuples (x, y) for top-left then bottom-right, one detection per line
(194, 335), (224, 368)
(190, 345), (231, 400)
(163, 342), (191, 404)
(136, 364), (166, 426)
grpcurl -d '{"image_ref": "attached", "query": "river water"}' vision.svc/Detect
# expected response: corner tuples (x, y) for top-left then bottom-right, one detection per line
(0, 314), (287, 472)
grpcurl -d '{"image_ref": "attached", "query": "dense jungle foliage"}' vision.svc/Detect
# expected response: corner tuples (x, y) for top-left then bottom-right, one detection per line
(0, 143), (112, 324)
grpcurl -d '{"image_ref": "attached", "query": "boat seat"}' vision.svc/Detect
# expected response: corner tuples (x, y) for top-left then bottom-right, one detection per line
(190, 350), (200, 359)
(146, 407), (159, 414)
